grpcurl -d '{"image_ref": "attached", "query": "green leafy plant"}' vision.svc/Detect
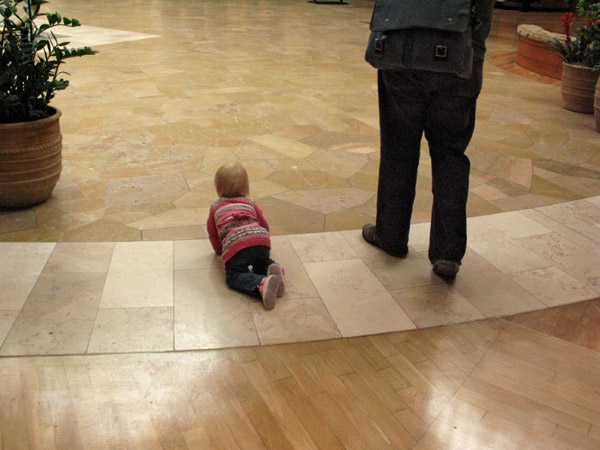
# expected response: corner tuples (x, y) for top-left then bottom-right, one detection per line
(0, 0), (96, 123)
(549, 0), (600, 70)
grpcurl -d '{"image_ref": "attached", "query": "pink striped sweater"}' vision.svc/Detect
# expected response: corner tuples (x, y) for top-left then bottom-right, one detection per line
(207, 197), (271, 263)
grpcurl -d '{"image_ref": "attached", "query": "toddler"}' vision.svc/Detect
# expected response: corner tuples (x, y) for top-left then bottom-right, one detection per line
(207, 162), (285, 309)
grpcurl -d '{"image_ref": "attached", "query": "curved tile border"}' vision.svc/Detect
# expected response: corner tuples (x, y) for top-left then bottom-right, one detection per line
(1, 197), (599, 356)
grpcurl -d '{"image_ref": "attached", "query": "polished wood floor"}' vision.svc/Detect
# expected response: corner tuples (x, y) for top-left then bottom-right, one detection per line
(1, 298), (599, 449)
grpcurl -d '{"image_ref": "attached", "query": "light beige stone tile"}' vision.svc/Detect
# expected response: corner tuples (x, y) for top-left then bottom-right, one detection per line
(174, 269), (259, 350)
(127, 207), (208, 231)
(391, 285), (485, 328)
(516, 193), (571, 209)
(470, 183), (509, 201)
(54, 197), (106, 215)
(509, 267), (599, 307)
(406, 222), (431, 252)
(248, 135), (316, 159)
(258, 197), (325, 235)
(267, 169), (349, 191)
(183, 171), (217, 192)
(530, 175), (584, 202)
(62, 219), (142, 242)
(174, 239), (222, 270)
(467, 194), (504, 217)
(274, 188), (373, 215)
(87, 307), (173, 353)
(460, 248), (506, 277)
(533, 166), (563, 180)
(536, 201), (600, 243)
(0, 272), (106, 356)
(529, 141), (598, 166)
(489, 110), (533, 125)
(288, 232), (358, 263)
(0, 228), (63, 242)
(306, 150), (369, 179)
(0, 242), (55, 275)
(467, 236), (550, 274)
(100, 241), (173, 308)
(250, 179), (289, 199)
(250, 297), (340, 346)
(348, 171), (378, 192)
(142, 226), (207, 241)
(0, 310), (18, 345)
(43, 242), (115, 273)
(488, 155), (533, 189)
(34, 206), (86, 233)
(0, 274), (41, 310)
(106, 174), (189, 208)
(103, 204), (173, 226)
(480, 211), (552, 238)
(270, 236), (319, 299)
(341, 230), (443, 290)
(304, 259), (416, 337)
(519, 209), (600, 253)
(516, 232), (600, 290)
(453, 272), (545, 317)
(554, 199), (600, 223)
(0, 209), (37, 234)
(324, 209), (375, 233)
(173, 191), (216, 208)
(549, 174), (600, 198)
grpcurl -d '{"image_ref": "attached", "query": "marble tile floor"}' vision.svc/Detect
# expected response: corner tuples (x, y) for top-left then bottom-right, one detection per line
(1, 1), (599, 242)
(1, 196), (599, 357)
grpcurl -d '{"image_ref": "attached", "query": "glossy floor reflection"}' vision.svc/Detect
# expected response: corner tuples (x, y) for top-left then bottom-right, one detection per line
(1, 300), (599, 449)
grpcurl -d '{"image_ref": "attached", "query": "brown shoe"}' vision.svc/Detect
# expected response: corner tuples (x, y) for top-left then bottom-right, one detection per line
(362, 224), (407, 258)
(432, 260), (460, 278)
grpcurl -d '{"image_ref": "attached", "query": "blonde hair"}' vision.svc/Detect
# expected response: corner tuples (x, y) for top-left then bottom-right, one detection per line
(214, 162), (249, 198)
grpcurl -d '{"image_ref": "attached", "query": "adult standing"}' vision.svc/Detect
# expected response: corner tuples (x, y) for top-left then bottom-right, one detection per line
(362, 0), (496, 278)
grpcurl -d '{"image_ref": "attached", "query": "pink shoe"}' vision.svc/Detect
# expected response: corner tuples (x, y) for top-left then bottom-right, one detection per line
(267, 264), (285, 297)
(258, 275), (279, 310)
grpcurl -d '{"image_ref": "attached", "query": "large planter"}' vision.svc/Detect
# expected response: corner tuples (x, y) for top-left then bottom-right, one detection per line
(595, 77), (600, 132)
(561, 62), (599, 114)
(515, 28), (564, 80)
(0, 108), (63, 208)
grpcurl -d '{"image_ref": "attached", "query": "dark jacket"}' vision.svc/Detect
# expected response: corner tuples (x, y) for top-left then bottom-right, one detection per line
(472, 0), (495, 61)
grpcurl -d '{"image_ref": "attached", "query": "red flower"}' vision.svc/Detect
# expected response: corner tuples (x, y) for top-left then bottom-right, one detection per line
(583, 17), (600, 28)
(563, 12), (575, 50)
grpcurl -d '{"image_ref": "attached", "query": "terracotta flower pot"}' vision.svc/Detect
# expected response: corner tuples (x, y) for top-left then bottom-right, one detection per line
(561, 62), (599, 114)
(0, 108), (63, 208)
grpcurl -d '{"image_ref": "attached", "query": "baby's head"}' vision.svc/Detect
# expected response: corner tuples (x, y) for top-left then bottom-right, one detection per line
(214, 162), (249, 198)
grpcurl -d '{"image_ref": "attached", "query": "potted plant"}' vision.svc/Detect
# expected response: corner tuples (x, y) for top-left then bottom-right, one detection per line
(0, 0), (95, 208)
(549, 0), (600, 114)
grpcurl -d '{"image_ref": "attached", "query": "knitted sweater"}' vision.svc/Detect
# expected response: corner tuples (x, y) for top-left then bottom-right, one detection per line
(207, 197), (271, 263)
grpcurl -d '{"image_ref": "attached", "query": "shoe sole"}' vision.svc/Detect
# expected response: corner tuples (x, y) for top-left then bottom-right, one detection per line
(261, 276), (279, 310)
(267, 264), (285, 297)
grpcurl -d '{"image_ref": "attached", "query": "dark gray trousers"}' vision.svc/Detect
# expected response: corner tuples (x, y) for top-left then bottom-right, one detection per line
(375, 60), (483, 263)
